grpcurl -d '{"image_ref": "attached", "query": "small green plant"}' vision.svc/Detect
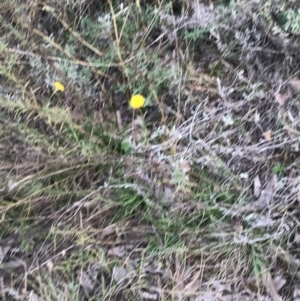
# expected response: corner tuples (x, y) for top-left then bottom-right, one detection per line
(276, 8), (300, 35)
(183, 28), (210, 41)
(272, 162), (284, 177)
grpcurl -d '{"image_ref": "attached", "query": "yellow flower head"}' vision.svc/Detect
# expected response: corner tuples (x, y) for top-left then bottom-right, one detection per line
(129, 94), (145, 109)
(53, 81), (65, 92)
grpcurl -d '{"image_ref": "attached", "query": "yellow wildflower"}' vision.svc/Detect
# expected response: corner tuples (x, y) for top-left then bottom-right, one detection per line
(129, 94), (145, 109)
(53, 81), (65, 92)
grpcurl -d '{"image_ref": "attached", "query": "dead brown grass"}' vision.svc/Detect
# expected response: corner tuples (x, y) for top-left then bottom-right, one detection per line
(1, 0), (300, 300)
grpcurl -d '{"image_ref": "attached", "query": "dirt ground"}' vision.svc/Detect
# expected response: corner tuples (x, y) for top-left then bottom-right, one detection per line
(1, 1), (300, 300)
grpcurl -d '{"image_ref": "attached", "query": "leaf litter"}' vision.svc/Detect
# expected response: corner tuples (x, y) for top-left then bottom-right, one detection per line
(2, 1), (300, 301)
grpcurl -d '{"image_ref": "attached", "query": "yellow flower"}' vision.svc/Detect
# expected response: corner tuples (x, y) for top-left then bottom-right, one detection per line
(129, 94), (145, 109)
(53, 81), (65, 92)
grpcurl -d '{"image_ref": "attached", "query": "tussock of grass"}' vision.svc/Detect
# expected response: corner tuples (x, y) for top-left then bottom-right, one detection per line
(1, 0), (300, 300)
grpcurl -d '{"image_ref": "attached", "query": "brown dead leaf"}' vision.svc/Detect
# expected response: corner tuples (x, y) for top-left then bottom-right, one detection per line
(275, 92), (290, 106)
(144, 261), (163, 274)
(184, 268), (203, 292)
(261, 269), (283, 301)
(0, 245), (10, 262)
(257, 173), (277, 205)
(108, 246), (127, 257)
(195, 294), (215, 301)
(262, 130), (272, 141)
(239, 174), (277, 213)
(272, 276), (286, 292)
(231, 215), (243, 233)
(289, 78), (300, 92)
(79, 271), (95, 292)
(112, 266), (128, 284)
(47, 260), (54, 272)
(283, 124), (291, 135)
(108, 245), (134, 257)
(100, 223), (117, 239)
(178, 160), (191, 174)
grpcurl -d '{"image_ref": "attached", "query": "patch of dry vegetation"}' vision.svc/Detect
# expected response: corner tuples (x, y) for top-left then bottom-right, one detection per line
(1, 0), (300, 300)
